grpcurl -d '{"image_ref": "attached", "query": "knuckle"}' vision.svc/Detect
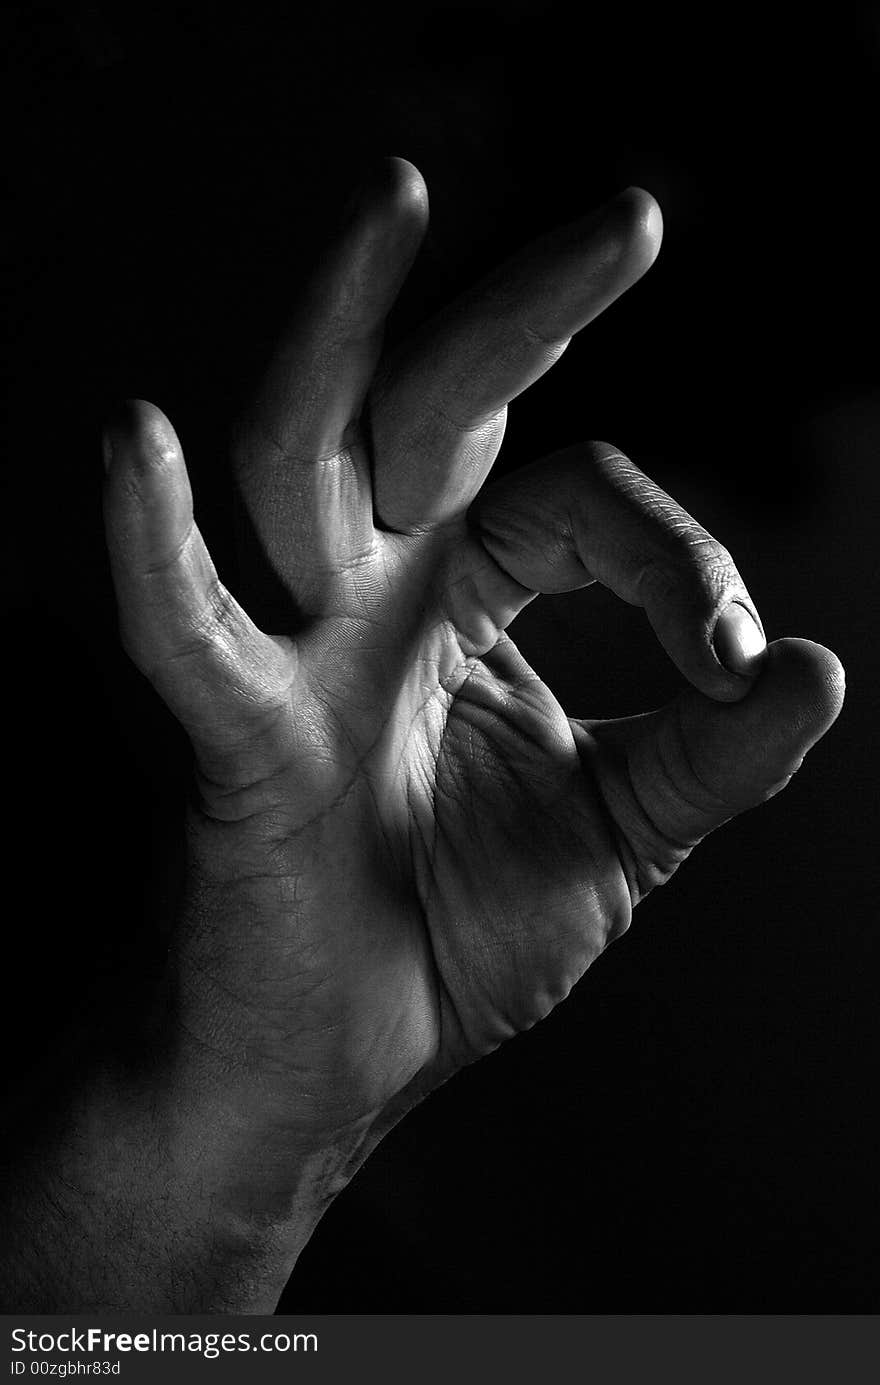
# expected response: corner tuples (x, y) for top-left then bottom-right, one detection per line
(590, 439), (633, 466)
(162, 579), (243, 664)
(678, 531), (737, 588)
(646, 528), (740, 611)
(613, 770), (697, 904)
(142, 520), (196, 577)
(196, 578), (244, 648)
(589, 444), (743, 604)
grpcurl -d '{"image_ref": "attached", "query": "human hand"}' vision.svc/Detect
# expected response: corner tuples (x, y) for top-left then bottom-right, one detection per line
(102, 159), (844, 1298)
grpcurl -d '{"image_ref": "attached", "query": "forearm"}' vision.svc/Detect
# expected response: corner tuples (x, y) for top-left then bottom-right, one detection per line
(0, 1057), (339, 1313)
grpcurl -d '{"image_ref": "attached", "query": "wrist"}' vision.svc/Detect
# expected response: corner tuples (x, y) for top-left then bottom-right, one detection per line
(156, 1050), (370, 1248)
(3, 1051), (359, 1313)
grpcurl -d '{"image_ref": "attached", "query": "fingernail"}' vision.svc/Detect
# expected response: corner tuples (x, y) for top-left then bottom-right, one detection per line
(713, 603), (767, 676)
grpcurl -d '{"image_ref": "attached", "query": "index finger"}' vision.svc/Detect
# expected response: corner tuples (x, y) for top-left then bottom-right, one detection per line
(471, 441), (767, 702)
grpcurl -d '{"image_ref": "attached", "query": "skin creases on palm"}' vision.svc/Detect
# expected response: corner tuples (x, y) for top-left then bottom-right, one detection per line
(181, 517), (630, 1135)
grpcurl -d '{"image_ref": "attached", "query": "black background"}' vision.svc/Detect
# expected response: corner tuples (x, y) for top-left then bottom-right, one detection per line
(4, 2), (879, 1309)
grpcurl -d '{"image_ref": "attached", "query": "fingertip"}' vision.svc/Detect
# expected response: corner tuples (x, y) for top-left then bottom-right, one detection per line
(358, 156), (429, 237)
(582, 186), (662, 303)
(761, 637), (846, 739)
(103, 399), (182, 479)
(382, 156), (430, 223)
(669, 636), (845, 825)
(102, 399), (192, 568)
(609, 185), (663, 276)
(819, 643), (847, 713)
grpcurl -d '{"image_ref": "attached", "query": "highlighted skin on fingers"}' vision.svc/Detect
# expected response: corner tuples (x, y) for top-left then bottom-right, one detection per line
(103, 399), (194, 570)
(103, 399), (296, 779)
(232, 158), (429, 599)
(370, 186), (663, 532)
(103, 398), (235, 673)
(248, 156), (429, 466)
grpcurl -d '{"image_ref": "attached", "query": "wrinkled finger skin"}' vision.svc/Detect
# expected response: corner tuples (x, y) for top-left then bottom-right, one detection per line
(101, 159), (845, 1301)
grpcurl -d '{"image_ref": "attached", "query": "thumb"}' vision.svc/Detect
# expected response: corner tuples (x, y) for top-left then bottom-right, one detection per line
(585, 638), (845, 902)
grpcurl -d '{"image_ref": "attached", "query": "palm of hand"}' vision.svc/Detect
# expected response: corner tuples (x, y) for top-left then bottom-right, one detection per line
(179, 509), (625, 1136)
(104, 160), (843, 1154)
